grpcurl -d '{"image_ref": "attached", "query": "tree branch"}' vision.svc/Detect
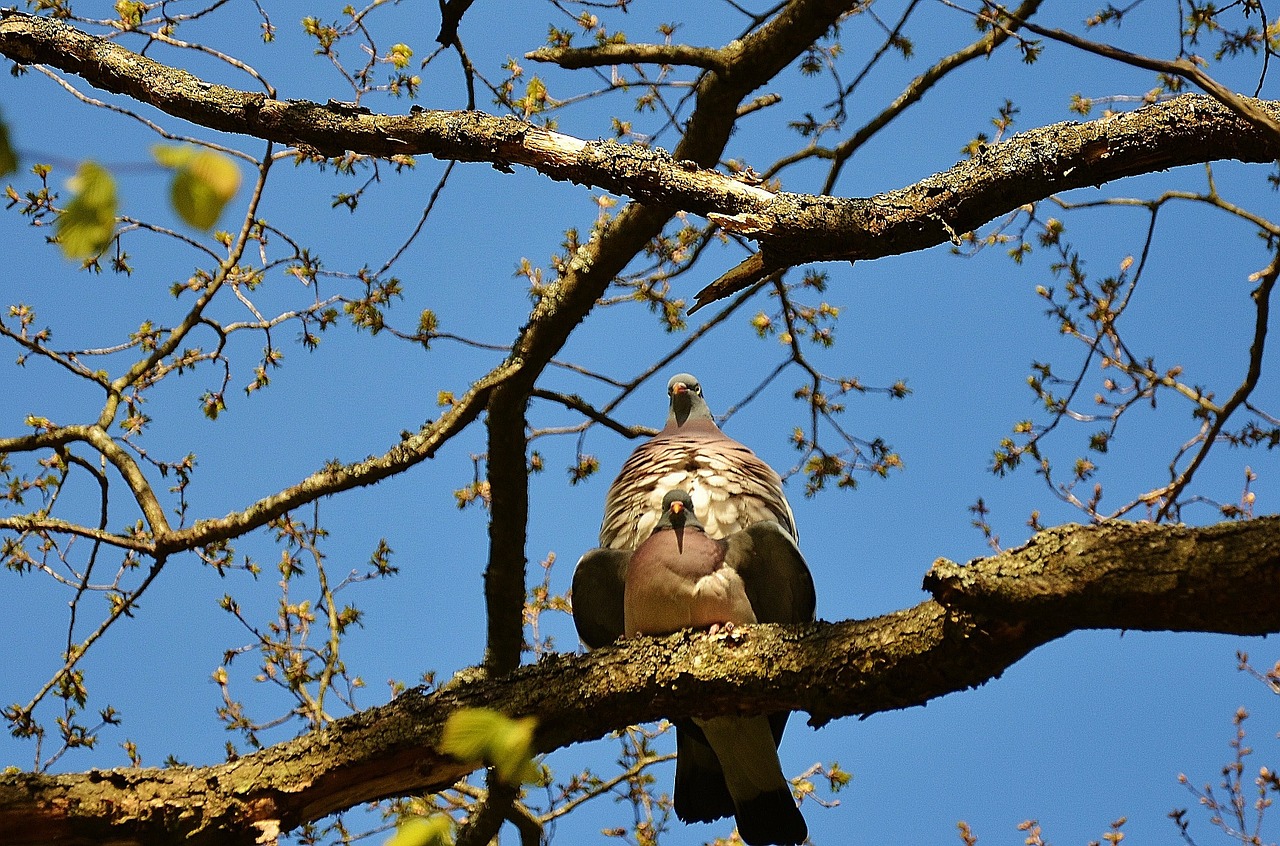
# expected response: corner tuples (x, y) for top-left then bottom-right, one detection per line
(435, 0), (477, 47)
(484, 380), (530, 676)
(815, 0), (1046, 195)
(151, 358), (520, 555)
(994, 2), (1280, 146)
(529, 389), (659, 439)
(2, 517), (1276, 845)
(527, 43), (730, 73)
(0, 514), (152, 553)
(1151, 246), (1280, 519)
(5, 11), (1278, 317)
(0, 10), (771, 207)
(689, 93), (1280, 308)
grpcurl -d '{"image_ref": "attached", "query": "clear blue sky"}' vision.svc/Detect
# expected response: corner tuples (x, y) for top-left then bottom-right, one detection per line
(1, 2), (1277, 844)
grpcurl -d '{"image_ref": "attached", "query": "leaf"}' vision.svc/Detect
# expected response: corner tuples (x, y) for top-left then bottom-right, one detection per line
(56, 162), (117, 260)
(152, 145), (242, 230)
(0, 111), (16, 177)
(385, 815), (452, 846)
(440, 707), (540, 785)
(151, 144), (195, 170)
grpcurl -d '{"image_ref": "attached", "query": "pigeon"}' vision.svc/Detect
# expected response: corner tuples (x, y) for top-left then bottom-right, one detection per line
(598, 373), (797, 551)
(572, 490), (815, 846)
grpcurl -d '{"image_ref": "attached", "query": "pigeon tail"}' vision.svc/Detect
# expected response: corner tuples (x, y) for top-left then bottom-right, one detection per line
(735, 785), (808, 846)
(695, 715), (807, 846)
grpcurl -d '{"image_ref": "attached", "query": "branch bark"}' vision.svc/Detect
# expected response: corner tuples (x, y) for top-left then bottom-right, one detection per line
(526, 42), (731, 73)
(4, 11), (1278, 317)
(2, 517), (1277, 846)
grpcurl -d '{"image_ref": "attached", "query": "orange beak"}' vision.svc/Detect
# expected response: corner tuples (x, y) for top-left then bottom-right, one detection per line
(672, 382), (688, 395)
(669, 500), (684, 515)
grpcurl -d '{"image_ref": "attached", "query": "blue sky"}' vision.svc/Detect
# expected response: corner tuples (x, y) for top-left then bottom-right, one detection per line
(2, 2), (1278, 844)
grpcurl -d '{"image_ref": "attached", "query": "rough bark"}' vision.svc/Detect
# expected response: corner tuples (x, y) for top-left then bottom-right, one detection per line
(2, 517), (1277, 846)
(2, 11), (1279, 303)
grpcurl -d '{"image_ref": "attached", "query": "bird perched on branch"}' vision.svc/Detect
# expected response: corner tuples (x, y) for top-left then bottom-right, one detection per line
(573, 374), (812, 846)
(574, 490), (814, 845)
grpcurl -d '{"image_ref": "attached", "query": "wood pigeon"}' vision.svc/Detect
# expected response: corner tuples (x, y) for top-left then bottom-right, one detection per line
(573, 490), (815, 846)
(598, 373), (797, 551)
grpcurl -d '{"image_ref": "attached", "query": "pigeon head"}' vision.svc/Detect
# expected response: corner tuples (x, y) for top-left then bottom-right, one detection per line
(666, 373), (713, 427)
(656, 489), (702, 532)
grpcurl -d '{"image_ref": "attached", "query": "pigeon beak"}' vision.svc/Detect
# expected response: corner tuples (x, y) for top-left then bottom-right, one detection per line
(672, 382), (688, 395)
(670, 500), (684, 515)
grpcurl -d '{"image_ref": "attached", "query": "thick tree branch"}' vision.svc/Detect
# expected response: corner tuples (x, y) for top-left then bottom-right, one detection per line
(0, 10), (772, 207)
(689, 93), (1280, 309)
(2, 517), (1276, 846)
(483, 381), (530, 676)
(5, 12), (1278, 316)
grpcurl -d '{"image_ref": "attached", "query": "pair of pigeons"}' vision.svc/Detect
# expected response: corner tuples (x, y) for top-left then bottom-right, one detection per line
(573, 374), (815, 846)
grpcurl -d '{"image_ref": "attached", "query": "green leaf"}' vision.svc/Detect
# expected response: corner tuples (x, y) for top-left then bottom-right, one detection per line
(385, 815), (452, 846)
(56, 162), (117, 260)
(0, 111), (16, 177)
(440, 707), (540, 785)
(151, 144), (195, 170)
(152, 145), (241, 230)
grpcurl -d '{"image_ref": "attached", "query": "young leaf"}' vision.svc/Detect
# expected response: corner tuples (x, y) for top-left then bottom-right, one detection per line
(386, 815), (452, 846)
(153, 145), (242, 230)
(56, 162), (117, 260)
(0, 111), (16, 176)
(440, 707), (540, 785)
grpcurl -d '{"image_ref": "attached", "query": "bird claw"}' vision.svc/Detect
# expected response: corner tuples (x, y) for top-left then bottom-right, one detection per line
(706, 622), (742, 641)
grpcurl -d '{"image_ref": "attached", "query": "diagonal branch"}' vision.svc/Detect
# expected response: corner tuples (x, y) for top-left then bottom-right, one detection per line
(1151, 247), (1280, 520)
(689, 93), (1280, 309)
(993, 1), (1280, 146)
(0, 515), (152, 553)
(529, 389), (659, 439)
(815, 0), (1046, 195)
(0, 10), (773, 211)
(1, 516), (1277, 846)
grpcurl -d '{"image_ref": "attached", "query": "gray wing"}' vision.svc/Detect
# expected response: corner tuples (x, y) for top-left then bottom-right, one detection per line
(600, 430), (797, 550)
(724, 521), (816, 625)
(570, 548), (630, 649)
